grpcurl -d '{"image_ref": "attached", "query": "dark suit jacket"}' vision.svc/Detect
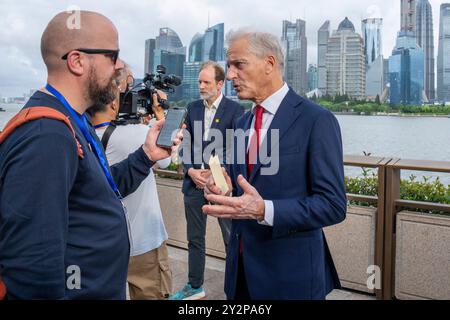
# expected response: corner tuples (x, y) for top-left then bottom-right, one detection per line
(182, 96), (244, 196)
(225, 88), (347, 300)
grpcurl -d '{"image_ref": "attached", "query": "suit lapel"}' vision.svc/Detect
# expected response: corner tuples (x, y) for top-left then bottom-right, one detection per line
(248, 89), (305, 182)
(208, 98), (227, 133)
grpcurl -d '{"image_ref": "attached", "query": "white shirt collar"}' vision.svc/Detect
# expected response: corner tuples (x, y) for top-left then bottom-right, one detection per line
(252, 83), (289, 115)
(203, 93), (223, 110)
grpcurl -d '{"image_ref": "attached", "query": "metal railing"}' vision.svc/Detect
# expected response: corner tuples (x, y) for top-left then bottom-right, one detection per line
(383, 159), (450, 300)
(155, 156), (450, 300)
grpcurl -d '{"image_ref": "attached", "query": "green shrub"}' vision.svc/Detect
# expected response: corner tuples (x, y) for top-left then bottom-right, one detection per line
(345, 169), (450, 216)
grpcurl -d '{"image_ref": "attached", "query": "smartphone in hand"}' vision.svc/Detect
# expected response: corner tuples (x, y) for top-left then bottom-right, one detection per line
(156, 108), (187, 149)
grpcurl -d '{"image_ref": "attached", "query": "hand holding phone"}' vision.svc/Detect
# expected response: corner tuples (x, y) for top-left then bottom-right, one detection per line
(142, 112), (185, 162)
(156, 108), (187, 149)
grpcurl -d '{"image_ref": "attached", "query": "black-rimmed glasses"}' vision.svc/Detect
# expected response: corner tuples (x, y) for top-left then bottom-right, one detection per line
(61, 48), (120, 64)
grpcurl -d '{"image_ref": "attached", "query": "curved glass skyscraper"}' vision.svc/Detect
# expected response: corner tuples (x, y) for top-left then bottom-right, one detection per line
(362, 18), (384, 100)
(203, 23), (225, 62)
(362, 18), (383, 65)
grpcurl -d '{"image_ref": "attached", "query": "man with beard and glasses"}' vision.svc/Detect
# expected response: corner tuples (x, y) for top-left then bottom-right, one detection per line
(0, 11), (183, 300)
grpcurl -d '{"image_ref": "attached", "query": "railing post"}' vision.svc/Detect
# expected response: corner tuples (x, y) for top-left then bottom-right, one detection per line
(383, 159), (401, 300)
(373, 158), (390, 300)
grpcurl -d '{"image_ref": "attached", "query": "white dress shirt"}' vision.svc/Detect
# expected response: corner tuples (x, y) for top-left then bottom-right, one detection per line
(203, 93), (223, 141)
(247, 83), (290, 227)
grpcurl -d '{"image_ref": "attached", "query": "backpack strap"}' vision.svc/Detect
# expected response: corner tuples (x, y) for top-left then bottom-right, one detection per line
(0, 106), (84, 159)
(100, 122), (117, 150)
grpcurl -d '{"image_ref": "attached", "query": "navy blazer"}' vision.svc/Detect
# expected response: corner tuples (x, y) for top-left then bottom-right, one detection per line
(225, 89), (347, 300)
(182, 96), (244, 196)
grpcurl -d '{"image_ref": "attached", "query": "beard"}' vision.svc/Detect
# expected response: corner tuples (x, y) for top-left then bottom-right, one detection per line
(87, 67), (118, 108)
(200, 90), (217, 102)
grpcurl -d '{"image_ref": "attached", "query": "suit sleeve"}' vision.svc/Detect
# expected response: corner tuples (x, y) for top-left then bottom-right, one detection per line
(271, 111), (347, 238)
(0, 121), (78, 299)
(110, 146), (154, 197)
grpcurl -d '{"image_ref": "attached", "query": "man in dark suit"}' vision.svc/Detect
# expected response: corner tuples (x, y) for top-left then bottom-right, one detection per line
(170, 61), (244, 300)
(203, 30), (347, 300)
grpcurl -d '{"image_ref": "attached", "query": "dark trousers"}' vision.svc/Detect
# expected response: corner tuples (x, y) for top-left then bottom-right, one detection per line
(233, 254), (251, 300)
(184, 192), (231, 288)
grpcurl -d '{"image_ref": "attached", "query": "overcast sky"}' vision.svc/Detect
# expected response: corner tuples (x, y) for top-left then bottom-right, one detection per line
(0, 0), (445, 97)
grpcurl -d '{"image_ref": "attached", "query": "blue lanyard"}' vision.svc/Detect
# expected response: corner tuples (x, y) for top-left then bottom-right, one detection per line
(45, 84), (123, 200)
(94, 122), (111, 129)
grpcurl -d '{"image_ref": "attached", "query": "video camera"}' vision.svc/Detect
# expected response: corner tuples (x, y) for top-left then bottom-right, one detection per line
(118, 65), (181, 123)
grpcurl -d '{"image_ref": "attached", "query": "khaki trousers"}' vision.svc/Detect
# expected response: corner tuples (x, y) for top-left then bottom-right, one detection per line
(127, 242), (172, 300)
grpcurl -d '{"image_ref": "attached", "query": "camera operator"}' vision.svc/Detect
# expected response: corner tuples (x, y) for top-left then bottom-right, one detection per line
(88, 64), (172, 300)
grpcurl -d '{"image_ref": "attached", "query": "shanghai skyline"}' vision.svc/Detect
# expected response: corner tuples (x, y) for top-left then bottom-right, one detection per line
(0, 0), (445, 97)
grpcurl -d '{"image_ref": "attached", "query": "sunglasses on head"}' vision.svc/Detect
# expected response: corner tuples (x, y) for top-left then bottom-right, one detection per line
(61, 48), (120, 64)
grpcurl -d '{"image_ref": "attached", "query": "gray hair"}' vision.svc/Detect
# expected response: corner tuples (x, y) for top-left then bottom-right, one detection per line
(226, 28), (285, 73)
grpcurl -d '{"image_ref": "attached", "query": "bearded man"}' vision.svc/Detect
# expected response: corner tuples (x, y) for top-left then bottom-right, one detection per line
(0, 11), (182, 300)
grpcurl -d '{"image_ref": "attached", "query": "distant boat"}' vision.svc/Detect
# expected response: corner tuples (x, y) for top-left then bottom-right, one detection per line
(0, 107), (5, 112)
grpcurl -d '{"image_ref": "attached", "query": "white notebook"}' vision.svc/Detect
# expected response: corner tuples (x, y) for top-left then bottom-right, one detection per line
(208, 155), (230, 195)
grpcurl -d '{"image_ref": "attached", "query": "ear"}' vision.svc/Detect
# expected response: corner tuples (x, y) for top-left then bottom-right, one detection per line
(111, 100), (118, 113)
(265, 55), (277, 75)
(65, 51), (86, 76)
(217, 80), (224, 91)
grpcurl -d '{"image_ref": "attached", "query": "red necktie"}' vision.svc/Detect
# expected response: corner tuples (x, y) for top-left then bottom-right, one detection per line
(241, 105), (265, 255)
(246, 105), (265, 176)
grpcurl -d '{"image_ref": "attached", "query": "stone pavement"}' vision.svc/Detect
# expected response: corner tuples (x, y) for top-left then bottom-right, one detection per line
(167, 246), (375, 300)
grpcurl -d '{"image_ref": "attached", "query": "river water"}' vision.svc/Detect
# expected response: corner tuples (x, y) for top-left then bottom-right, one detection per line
(2, 104), (449, 184)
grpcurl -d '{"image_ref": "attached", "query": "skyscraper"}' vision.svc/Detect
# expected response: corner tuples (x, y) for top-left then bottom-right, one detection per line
(362, 18), (384, 100)
(326, 17), (366, 100)
(307, 64), (318, 92)
(437, 4), (450, 102)
(182, 61), (202, 101)
(362, 18), (383, 65)
(389, 0), (425, 106)
(416, 0), (435, 101)
(182, 23), (227, 101)
(401, 0), (417, 33)
(155, 27), (186, 55)
(389, 35), (425, 105)
(203, 23), (225, 62)
(188, 33), (204, 63)
(144, 39), (155, 75)
(317, 21), (330, 94)
(150, 28), (186, 101)
(282, 19), (308, 95)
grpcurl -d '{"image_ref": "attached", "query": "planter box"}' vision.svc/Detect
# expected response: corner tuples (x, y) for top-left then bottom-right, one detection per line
(324, 206), (377, 294)
(395, 211), (450, 300)
(156, 177), (226, 259)
(157, 176), (378, 294)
